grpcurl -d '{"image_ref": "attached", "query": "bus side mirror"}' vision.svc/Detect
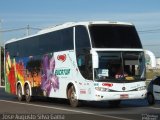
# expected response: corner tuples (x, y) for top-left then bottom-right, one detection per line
(91, 50), (99, 68)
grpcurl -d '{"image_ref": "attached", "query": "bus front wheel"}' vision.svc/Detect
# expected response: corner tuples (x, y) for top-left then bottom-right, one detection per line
(67, 85), (79, 107)
(25, 84), (32, 102)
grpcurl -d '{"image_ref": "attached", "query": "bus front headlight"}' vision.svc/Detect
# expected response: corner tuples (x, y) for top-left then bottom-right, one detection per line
(136, 86), (146, 91)
(95, 87), (109, 92)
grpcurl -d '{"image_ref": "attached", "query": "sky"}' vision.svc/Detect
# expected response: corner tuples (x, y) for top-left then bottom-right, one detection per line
(0, 0), (160, 56)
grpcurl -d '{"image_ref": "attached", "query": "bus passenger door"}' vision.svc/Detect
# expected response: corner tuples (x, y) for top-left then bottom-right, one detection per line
(77, 50), (93, 80)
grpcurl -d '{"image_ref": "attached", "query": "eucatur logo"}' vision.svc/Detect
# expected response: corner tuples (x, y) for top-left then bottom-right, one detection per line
(102, 83), (113, 87)
(57, 54), (66, 62)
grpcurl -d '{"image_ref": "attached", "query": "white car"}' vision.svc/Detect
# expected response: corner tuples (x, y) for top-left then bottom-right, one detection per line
(147, 76), (160, 105)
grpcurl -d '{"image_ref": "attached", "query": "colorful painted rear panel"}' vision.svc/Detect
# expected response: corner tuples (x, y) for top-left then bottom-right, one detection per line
(5, 52), (60, 97)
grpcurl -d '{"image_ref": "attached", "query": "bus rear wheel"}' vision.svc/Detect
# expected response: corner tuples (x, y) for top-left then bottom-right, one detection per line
(67, 85), (79, 107)
(25, 84), (32, 102)
(17, 85), (24, 101)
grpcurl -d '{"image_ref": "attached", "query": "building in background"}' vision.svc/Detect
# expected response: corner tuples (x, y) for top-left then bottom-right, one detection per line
(156, 58), (160, 69)
(145, 50), (157, 69)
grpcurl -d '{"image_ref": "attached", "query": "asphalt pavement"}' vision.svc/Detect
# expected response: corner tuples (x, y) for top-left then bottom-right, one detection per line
(0, 88), (160, 120)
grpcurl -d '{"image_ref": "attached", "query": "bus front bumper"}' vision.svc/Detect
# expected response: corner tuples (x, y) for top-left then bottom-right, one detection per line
(94, 90), (147, 101)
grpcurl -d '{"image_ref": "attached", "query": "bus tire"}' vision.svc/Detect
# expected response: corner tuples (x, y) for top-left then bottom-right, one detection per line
(67, 85), (79, 107)
(147, 93), (155, 105)
(17, 84), (24, 101)
(108, 100), (121, 107)
(25, 84), (32, 102)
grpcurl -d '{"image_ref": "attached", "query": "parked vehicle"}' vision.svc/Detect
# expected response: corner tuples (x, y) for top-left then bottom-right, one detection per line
(147, 76), (160, 105)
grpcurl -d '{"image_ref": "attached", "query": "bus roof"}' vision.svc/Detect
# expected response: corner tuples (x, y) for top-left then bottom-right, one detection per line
(5, 21), (133, 44)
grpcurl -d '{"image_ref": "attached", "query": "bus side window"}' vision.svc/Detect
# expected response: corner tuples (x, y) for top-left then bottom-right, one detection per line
(77, 55), (85, 67)
(75, 25), (93, 80)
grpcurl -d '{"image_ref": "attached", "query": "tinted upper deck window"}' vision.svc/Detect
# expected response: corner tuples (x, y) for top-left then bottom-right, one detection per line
(5, 27), (74, 58)
(39, 27), (73, 53)
(75, 25), (91, 49)
(89, 25), (142, 48)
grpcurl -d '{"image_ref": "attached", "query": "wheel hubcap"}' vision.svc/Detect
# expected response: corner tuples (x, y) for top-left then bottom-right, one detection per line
(71, 91), (77, 102)
(26, 89), (30, 97)
(18, 89), (21, 98)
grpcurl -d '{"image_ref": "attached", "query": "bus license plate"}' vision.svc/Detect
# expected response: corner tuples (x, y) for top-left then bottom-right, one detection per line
(120, 94), (128, 99)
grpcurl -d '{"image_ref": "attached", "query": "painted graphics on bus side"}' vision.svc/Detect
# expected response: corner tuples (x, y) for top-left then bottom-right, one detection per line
(5, 51), (74, 97)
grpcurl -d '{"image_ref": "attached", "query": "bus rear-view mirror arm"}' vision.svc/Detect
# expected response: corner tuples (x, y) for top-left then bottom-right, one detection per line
(91, 50), (99, 68)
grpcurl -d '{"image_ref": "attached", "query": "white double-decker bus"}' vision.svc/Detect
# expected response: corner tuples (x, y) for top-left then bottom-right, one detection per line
(5, 21), (146, 107)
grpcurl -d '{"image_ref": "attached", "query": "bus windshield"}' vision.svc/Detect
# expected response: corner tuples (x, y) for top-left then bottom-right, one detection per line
(89, 24), (142, 48)
(94, 51), (146, 82)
